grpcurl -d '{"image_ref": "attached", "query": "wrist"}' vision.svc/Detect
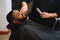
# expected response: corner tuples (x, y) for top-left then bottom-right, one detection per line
(49, 14), (52, 18)
(49, 13), (57, 18)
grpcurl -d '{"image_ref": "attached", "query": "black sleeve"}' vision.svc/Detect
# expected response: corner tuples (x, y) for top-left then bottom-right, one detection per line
(12, 0), (22, 10)
(55, 0), (60, 17)
(23, 0), (32, 3)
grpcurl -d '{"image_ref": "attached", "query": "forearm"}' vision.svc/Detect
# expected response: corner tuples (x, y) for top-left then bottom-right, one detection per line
(49, 13), (58, 18)
(20, 1), (28, 15)
(22, 2), (28, 11)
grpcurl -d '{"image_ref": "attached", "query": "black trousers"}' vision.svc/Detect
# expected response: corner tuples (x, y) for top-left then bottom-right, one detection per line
(8, 20), (60, 40)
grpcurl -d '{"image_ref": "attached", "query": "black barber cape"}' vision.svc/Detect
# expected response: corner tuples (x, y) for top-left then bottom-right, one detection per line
(7, 20), (60, 40)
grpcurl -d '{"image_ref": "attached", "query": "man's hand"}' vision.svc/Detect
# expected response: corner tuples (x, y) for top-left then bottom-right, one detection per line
(40, 12), (57, 18)
(19, 2), (28, 16)
(40, 12), (51, 18)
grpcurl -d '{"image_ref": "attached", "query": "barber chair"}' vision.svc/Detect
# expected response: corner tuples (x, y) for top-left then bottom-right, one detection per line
(52, 17), (60, 30)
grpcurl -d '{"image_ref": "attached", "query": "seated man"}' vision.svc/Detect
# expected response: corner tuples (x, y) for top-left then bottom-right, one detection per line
(6, 1), (41, 40)
(6, 1), (31, 40)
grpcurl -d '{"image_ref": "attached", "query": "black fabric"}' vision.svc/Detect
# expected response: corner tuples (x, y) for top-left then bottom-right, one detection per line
(9, 30), (21, 40)
(55, 20), (60, 30)
(8, 20), (41, 40)
(55, 0), (60, 17)
(7, 20), (60, 40)
(29, 0), (60, 28)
